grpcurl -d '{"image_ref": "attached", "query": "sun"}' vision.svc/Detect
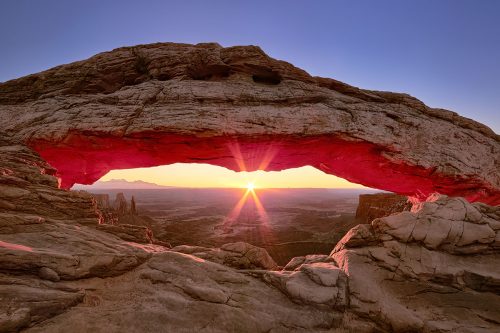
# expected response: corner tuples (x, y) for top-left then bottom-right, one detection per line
(246, 182), (255, 191)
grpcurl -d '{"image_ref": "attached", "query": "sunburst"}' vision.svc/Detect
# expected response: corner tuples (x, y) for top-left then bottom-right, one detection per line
(225, 140), (278, 226)
(246, 182), (255, 192)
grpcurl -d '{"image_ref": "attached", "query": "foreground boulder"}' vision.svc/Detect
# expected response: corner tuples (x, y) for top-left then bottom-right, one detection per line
(331, 194), (500, 332)
(172, 241), (278, 270)
(263, 262), (348, 309)
(0, 42), (498, 204)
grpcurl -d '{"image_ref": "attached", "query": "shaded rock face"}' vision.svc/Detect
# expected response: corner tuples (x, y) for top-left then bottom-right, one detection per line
(356, 193), (411, 223)
(113, 193), (128, 215)
(92, 194), (110, 209)
(0, 42), (498, 204)
(0, 136), (98, 225)
(91, 192), (142, 226)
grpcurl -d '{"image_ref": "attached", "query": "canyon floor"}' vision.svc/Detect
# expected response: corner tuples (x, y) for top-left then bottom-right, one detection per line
(88, 187), (375, 265)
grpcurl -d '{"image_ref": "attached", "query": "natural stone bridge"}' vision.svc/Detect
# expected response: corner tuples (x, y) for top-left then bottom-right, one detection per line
(0, 42), (498, 204)
(1, 42), (500, 332)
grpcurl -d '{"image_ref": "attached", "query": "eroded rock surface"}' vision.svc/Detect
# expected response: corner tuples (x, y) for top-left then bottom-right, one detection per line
(22, 252), (345, 333)
(1, 141), (499, 332)
(0, 138), (164, 331)
(95, 224), (153, 245)
(331, 194), (500, 332)
(0, 42), (498, 204)
(263, 262), (348, 309)
(172, 241), (278, 270)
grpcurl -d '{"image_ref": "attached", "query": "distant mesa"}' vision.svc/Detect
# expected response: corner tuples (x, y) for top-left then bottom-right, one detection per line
(73, 179), (174, 190)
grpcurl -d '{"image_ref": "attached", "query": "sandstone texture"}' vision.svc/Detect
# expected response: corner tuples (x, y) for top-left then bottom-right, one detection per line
(171, 241), (278, 270)
(0, 42), (498, 204)
(95, 224), (153, 244)
(1, 137), (499, 332)
(331, 194), (500, 332)
(0, 137), (165, 331)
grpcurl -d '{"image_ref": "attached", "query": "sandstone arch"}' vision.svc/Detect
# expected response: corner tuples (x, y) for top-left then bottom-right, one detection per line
(0, 42), (498, 204)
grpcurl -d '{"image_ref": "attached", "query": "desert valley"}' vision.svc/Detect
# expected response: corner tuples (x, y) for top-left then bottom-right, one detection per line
(75, 181), (383, 265)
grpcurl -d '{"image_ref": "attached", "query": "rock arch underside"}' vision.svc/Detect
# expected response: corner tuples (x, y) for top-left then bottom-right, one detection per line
(0, 42), (498, 204)
(0, 43), (499, 332)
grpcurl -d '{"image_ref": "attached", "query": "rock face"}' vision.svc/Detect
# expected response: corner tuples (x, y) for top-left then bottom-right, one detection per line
(329, 194), (500, 332)
(263, 262), (348, 309)
(92, 194), (110, 209)
(0, 42), (498, 204)
(92, 192), (146, 226)
(0, 137), (165, 331)
(0, 135), (98, 225)
(113, 193), (128, 215)
(171, 242), (278, 270)
(356, 192), (411, 223)
(130, 196), (137, 215)
(22, 252), (345, 333)
(1, 139), (499, 332)
(95, 224), (154, 244)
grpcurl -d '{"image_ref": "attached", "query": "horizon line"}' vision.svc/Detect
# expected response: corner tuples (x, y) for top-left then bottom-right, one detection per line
(73, 186), (381, 190)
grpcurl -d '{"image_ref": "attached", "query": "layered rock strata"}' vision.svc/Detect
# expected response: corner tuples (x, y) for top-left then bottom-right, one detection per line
(0, 43), (498, 204)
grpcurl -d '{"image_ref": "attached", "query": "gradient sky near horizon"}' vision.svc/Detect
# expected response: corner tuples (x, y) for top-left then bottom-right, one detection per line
(1, 1), (499, 188)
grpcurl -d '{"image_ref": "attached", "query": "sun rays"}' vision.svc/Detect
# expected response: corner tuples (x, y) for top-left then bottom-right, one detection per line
(226, 188), (252, 222)
(224, 141), (277, 227)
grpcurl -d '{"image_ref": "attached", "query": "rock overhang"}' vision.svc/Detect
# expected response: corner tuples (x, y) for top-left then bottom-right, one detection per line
(0, 42), (498, 204)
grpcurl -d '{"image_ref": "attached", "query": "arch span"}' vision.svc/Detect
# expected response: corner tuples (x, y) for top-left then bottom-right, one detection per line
(30, 130), (499, 205)
(0, 42), (498, 204)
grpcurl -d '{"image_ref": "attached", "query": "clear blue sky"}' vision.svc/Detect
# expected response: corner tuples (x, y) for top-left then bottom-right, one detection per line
(1, 0), (498, 132)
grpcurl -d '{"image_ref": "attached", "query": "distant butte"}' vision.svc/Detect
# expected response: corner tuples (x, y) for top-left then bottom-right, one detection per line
(0, 42), (498, 204)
